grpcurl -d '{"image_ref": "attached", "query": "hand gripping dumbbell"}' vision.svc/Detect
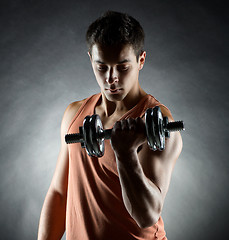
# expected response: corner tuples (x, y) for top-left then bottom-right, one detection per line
(65, 106), (185, 157)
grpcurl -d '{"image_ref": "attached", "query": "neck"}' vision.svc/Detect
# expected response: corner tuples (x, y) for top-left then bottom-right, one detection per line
(99, 84), (147, 117)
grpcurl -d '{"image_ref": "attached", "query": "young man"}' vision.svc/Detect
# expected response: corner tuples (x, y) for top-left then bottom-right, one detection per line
(38, 11), (183, 240)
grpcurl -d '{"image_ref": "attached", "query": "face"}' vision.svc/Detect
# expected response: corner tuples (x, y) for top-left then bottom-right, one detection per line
(89, 43), (146, 102)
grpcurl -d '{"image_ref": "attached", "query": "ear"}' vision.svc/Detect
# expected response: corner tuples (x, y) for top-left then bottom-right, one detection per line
(138, 51), (146, 70)
(88, 51), (92, 61)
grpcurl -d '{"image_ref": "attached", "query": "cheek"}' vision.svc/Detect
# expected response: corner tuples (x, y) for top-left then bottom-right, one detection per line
(94, 72), (106, 87)
(122, 70), (138, 84)
(93, 68), (105, 80)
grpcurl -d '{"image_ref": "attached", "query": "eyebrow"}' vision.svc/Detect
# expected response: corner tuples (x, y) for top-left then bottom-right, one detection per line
(94, 59), (131, 64)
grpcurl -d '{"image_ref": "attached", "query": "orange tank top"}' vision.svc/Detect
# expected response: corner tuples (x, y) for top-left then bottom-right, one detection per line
(66, 93), (168, 240)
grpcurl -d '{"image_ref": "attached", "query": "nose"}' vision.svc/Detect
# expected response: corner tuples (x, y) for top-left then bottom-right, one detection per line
(106, 68), (118, 84)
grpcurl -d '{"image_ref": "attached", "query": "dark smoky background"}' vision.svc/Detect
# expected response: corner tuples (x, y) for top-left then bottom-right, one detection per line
(0, 0), (228, 239)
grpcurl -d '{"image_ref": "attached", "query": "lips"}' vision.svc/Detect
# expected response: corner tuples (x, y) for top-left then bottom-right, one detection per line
(106, 88), (122, 94)
(109, 89), (119, 92)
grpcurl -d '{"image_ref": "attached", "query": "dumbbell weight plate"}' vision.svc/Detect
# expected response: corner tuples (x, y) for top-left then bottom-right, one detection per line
(145, 108), (157, 150)
(153, 106), (165, 150)
(83, 116), (95, 156)
(90, 114), (105, 157)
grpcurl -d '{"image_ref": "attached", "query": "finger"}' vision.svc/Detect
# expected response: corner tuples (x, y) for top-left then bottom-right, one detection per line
(136, 116), (144, 125)
(113, 121), (122, 131)
(136, 117), (146, 132)
(127, 118), (136, 131)
(121, 119), (128, 130)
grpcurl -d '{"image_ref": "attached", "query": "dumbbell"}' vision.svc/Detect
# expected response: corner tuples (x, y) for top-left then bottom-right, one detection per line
(65, 106), (185, 157)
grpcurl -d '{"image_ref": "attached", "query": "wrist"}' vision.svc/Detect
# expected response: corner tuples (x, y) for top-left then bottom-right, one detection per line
(114, 148), (136, 160)
(114, 149), (140, 170)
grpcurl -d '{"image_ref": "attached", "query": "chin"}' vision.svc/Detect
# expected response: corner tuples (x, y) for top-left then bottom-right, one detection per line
(104, 92), (126, 102)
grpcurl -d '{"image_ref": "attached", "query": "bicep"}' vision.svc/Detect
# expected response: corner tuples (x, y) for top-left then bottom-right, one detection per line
(139, 130), (183, 200)
(49, 102), (82, 196)
(50, 140), (69, 197)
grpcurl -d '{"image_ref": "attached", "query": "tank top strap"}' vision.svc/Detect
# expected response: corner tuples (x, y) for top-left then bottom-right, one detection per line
(140, 94), (172, 117)
(120, 94), (163, 119)
(144, 94), (172, 117)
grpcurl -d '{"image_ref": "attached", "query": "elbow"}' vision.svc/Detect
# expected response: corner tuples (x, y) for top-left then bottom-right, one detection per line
(134, 209), (161, 229)
(136, 215), (160, 229)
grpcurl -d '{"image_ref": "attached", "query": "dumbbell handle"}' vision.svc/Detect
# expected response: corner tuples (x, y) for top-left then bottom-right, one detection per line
(65, 121), (184, 144)
(100, 121), (185, 137)
(65, 128), (112, 144)
(100, 129), (112, 139)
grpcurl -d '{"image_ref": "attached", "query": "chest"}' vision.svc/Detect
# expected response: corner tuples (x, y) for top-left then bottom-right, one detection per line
(95, 108), (127, 129)
(99, 116), (122, 129)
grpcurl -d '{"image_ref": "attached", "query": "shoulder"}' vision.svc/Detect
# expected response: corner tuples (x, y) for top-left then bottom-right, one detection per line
(145, 95), (173, 120)
(60, 98), (86, 134)
(66, 99), (86, 114)
(145, 97), (183, 157)
(159, 104), (183, 156)
(159, 104), (174, 121)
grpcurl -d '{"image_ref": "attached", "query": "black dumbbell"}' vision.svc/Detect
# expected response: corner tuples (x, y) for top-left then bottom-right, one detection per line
(65, 106), (185, 157)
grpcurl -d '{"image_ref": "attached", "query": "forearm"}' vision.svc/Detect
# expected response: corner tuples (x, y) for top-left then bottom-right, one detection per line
(115, 150), (162, 228)
(38, 190), (66, 240)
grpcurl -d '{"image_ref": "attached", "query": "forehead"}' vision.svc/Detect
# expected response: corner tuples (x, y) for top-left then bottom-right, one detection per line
(91, 44), (136, 63)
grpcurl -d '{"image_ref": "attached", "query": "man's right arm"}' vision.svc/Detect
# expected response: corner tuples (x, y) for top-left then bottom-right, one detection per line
(37, 100), (83, 240)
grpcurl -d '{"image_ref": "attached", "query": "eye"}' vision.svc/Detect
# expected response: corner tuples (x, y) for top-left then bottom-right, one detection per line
(97, 65), (108, 72)
(117, 65), (129, 72)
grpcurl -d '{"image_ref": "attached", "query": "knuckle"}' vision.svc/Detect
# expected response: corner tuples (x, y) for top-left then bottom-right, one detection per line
(114, 121), (121, 129)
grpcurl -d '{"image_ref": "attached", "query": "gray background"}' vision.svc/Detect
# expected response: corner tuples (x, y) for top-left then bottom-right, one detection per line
(0, 0), (228, 239)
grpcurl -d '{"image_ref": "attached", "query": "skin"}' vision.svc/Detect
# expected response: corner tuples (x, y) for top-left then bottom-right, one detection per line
(37, 43), (183, 239)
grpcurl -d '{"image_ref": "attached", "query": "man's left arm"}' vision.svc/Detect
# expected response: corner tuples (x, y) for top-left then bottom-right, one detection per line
(111, 106), (183, 228)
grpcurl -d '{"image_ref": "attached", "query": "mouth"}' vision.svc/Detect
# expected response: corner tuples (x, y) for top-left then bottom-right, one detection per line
(106, 88), (123, 94)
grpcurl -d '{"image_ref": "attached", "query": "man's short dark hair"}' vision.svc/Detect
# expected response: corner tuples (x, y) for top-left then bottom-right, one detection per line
(86, 11), (145, 60)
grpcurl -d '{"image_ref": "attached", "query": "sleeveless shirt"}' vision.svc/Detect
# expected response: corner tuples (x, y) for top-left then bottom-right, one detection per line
(66, 93), (168, 240)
